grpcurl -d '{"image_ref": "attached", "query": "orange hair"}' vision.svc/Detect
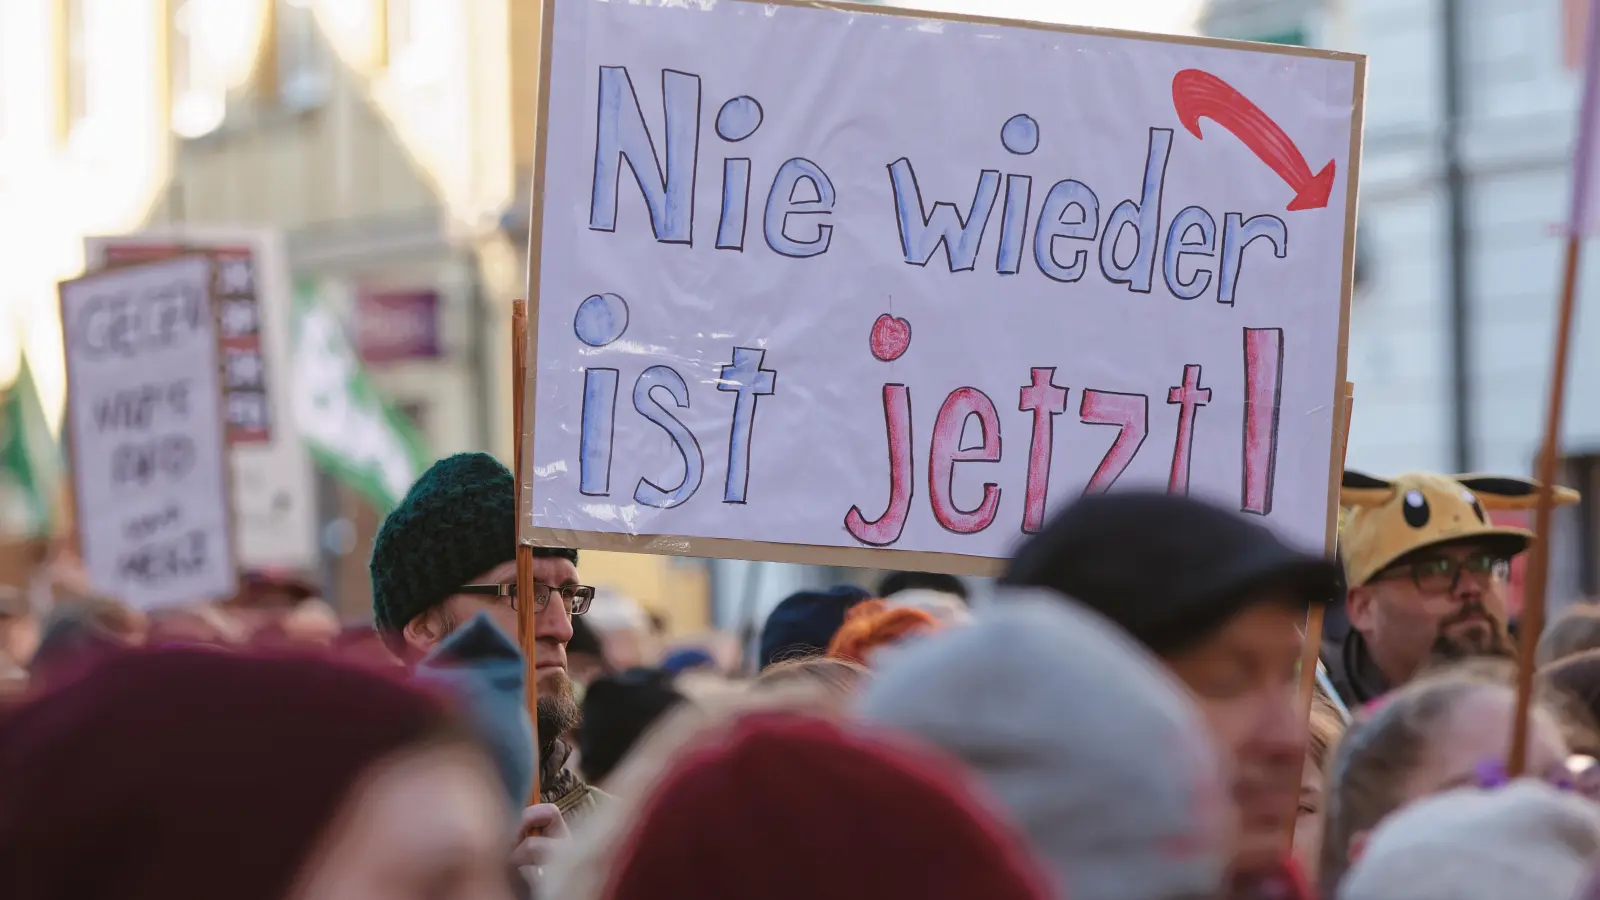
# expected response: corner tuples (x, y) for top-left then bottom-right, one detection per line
(826, 599), (938, 667)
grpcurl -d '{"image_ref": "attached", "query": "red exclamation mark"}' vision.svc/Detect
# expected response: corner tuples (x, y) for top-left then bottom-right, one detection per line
(1241, 327), (1284, 516)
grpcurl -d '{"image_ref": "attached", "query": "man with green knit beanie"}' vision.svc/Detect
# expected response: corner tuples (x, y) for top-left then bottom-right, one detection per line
(371, 451), (607, 850)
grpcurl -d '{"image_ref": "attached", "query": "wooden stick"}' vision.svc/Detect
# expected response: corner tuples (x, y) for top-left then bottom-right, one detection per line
(1287, 381), (1353, 848)
(1509, 234), (1582, 776)
(512, 299), (541, 805)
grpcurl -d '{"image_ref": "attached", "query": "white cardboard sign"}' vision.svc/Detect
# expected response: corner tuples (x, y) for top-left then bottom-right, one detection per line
(60, 256), (239, 608)
(523, 0), (1363, 571)
(84, 230), (320, 572)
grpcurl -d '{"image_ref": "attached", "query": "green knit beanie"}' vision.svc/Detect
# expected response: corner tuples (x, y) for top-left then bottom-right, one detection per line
(371, 453), (519, 649)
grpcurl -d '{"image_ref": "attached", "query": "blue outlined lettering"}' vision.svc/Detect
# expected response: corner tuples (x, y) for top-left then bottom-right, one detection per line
(1218, 213), (1288, 306)
(717, 158), (751, 251)
(1098, 128), (1173, 294)
(1033, 180), (1100, 283)
(764, 158), (836, 258)
(888, 159), (1000, 272)
(632, 365), (704, 509)
(1162, 206), (1217, 301)
(716, 347), (778, 503)
(579, 368), (619, 496)
(589, 67), (701, 245)
(996, 174), (1032, 276)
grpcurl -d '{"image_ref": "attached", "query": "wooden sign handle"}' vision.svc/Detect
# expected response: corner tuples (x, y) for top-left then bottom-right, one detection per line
(512, 300), (541, 806)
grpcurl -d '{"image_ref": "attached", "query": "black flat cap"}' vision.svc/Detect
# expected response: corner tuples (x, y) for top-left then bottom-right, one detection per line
(1003, 491), (1340, 656)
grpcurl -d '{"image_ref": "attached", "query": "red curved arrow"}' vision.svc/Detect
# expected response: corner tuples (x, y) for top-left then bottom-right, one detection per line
(1171, 68), (1335, 212)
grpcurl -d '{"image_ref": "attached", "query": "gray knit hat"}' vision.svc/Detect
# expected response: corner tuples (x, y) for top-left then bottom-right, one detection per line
(1339, 779), (1600, 900)
(858, 591), (1232, 900)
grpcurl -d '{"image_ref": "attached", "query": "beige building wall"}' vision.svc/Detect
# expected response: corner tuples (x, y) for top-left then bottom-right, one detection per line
(0, 0), (713, 631)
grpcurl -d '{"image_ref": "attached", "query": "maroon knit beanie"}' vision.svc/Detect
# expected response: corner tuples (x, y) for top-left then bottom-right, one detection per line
(602, 711), (1052, 900)
(0, 646), (460, 900)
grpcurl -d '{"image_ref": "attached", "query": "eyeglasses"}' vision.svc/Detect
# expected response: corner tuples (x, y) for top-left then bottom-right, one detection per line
(1374, 552), (1510, 594)
(456, 582), (595, 615)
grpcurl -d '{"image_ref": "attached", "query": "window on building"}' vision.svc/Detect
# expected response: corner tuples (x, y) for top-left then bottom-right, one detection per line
(1568, 0), (1589, 71)
(58, 0), (117, 146)
(59, 0), (89, 139)
(276, 0), (330, 111)
(170, 0), (227, 138)
(384, 0), (446, 85)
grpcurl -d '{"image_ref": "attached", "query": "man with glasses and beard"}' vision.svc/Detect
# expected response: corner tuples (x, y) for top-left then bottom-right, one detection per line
(1323, 470), (1580, 708)
(371, 452), (609, 867)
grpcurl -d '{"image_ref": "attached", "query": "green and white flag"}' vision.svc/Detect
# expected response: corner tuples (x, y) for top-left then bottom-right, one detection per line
(0, 354), (62, 538)
(291, 277), (429, 512)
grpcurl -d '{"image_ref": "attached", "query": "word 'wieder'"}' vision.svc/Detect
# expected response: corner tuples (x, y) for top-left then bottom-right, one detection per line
(588, 66), (1289, 301)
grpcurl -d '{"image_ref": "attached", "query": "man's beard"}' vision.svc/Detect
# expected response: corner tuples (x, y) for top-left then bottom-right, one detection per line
(536, 675), (581, 759)
(1429, 601), (1515, 665)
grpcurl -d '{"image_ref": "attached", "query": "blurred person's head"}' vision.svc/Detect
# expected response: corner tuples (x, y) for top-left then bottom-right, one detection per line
(885, 588), (972, 625)
(1340, 472), (1576, 688)
(1338, 780), (1600, 900)
(370, 452), (584, 755)
(572, 711), (1051, 900)
(1005, 490), (1340, 874)
(754, 655), (869, 709)
(281, 599), (341, 645)
(0, 585), (38, 670)
(577, 667), (687, 788)
(544, 680), (876, 896)
(27, 596), (148, 690)
(333, 625), (403, 668)
(1540, 603), (1600, 667)
(658, 646), (715, 676)
(860, 594), (1234, 900)
(146, 603), (246, 648)
(568, 612), (609, 690)
(758, 584), (870, 670)
(237, 567), (320, 610)
(876, 570), (969, 603)
(0, 646), (514, 900)
(1295, 692), (1348, 886)
(825, 598), (938, 667)
(1318, 660), (1575, 897)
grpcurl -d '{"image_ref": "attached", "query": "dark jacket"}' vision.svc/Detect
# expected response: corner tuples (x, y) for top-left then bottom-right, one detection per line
(1318, 599), (1390, 710)
(541, 739), (610, 823)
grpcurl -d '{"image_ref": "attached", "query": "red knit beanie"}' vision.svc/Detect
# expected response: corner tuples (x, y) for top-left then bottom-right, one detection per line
(603, 711), (1051, 900)
(0, 646), (461, 900)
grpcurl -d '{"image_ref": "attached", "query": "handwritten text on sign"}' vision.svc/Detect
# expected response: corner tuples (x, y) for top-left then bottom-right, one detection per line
(528, 0), (1360, 561)
(61, 256), (238, 608)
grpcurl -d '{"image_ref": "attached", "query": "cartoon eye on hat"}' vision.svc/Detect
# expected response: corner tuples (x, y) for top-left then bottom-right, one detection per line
(1402, 490), (1429, 528)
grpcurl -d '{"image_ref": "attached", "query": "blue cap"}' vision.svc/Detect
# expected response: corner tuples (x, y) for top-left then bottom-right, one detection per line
(758, 585), (871, 670)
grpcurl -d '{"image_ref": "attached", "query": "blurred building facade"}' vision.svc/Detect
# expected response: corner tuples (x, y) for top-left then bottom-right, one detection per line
(0, 0), (712, 629)
(1202, 0), (1596, 602)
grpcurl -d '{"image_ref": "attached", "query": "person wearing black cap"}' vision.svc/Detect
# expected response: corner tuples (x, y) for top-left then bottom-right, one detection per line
(1005, 490), (1340, 889)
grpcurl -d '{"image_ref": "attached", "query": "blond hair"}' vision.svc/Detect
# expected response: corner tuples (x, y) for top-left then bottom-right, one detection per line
(542, 685), (844, 900)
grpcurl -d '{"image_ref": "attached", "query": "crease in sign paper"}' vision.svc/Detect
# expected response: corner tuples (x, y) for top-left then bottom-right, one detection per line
(528, 0), (1360, 563)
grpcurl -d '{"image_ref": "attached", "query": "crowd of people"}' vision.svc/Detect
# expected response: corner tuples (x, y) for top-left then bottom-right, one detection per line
(7, 451), (1600, 899)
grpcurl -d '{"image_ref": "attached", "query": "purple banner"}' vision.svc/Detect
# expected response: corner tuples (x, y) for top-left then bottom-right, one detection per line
(357, 289), (441, 363)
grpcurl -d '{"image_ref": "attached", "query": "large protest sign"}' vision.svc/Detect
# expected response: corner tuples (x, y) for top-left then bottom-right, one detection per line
(59, 256), (238, 608)
(85, 230), (319, 571)
(521, 0), (1365, 572)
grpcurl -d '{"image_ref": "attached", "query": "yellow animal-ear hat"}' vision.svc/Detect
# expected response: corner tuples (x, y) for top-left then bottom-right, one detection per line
(1339, 470), (1580, 589)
